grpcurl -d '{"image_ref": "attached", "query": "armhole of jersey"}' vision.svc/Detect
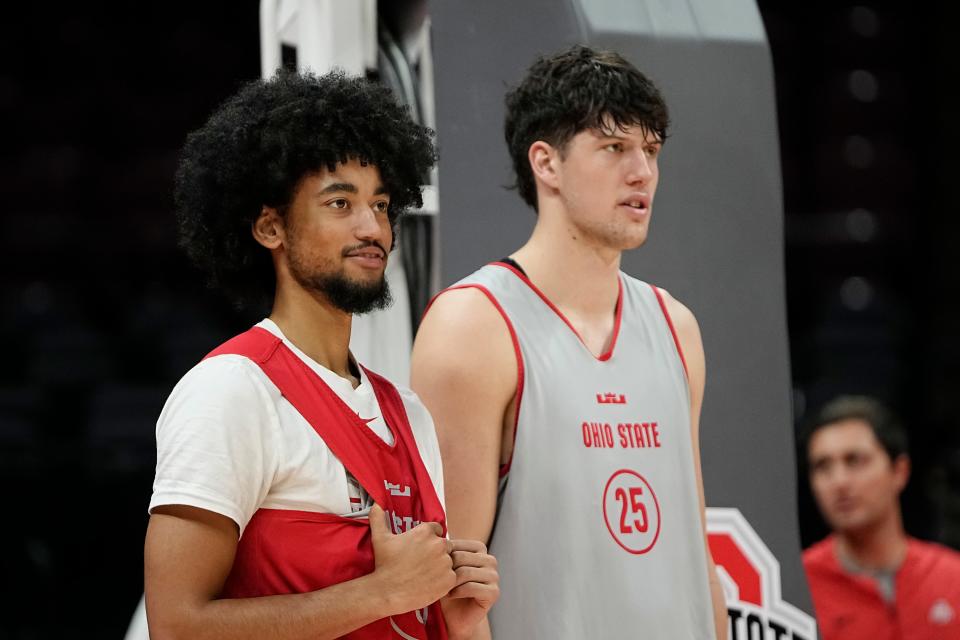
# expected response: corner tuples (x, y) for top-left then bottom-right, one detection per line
(425, 284), (525, 479)
(650, 284), (689, 381)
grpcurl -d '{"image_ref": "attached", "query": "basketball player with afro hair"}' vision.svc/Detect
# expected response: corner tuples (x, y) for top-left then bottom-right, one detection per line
(144, 71), (498, 640)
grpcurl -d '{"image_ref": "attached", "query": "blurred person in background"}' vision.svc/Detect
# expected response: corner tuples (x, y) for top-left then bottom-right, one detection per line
(802, 395), (960, 640)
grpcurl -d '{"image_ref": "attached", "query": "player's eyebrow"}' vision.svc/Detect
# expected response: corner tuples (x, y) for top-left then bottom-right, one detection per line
(316, 183), (389, 196)
(593, 130), (627, 141)
(317, 182), (357, 195)
(593, 130), (662, 145)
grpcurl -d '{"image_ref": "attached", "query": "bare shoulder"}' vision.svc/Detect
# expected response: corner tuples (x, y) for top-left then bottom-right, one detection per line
(415, 287), (515, 356)
(653, 287), (705, 386)
(654, 288), (702, 349)
(411, 286), (517, 396)
(420, 286), (510, 332)
(654, 287), (700, 338)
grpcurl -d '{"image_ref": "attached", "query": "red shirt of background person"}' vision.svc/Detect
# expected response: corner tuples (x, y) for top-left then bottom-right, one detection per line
(802, 395), (960, 640)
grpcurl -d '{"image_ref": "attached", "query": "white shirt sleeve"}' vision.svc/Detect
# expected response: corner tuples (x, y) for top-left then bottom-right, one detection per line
(399, 389), (446, 514)
(149, 355), (281, 536)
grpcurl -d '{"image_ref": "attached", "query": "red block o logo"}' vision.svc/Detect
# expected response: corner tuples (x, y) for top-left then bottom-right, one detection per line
(708, 532), (762, 606)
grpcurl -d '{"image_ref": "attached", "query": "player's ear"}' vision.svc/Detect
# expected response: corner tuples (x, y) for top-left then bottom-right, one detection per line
(892, 453), (910, 492)
(529, 140), (561, 191)
(252, 205), (285, 250)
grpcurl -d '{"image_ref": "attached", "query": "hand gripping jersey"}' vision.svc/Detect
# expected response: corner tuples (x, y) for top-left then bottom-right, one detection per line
(439, 262), (715, 639)
(207, 327), (448, 640)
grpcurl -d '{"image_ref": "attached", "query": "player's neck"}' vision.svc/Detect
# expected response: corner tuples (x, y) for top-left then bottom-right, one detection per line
(837, 509), (908, 572)
(268, 278), (357, 385)
(512, 211), (621, 318)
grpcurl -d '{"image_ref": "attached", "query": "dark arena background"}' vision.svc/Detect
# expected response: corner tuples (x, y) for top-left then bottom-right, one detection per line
(1, 2), (958, 636)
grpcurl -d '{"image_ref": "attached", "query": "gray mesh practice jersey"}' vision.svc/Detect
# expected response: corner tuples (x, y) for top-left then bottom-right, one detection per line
(447, 262), (716, 640)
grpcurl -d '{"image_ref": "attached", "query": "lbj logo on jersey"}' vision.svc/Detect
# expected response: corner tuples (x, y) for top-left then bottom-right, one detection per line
(707, 508), (817, 640)
(596, 392), (627, 404)
(384, 480), (419, 534)
(385, 480), (411, 497)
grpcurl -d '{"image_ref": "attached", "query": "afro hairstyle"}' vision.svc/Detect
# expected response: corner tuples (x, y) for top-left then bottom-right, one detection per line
(173, 70), (436, 310)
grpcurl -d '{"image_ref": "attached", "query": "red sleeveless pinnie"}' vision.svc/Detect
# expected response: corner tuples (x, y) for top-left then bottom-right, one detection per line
(206, 327), (448, 639)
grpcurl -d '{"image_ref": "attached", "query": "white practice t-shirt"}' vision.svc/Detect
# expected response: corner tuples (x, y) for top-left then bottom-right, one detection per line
(149, 319), (445, 535)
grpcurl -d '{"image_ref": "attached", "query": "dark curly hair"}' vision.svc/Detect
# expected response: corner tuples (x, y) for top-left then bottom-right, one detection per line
(504, 44), (670, 210)
(174, 70), (436, 309)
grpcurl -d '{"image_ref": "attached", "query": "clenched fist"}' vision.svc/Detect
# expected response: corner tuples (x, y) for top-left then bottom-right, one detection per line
(441, 539), (500, 640)
(368, 503), (457, 616)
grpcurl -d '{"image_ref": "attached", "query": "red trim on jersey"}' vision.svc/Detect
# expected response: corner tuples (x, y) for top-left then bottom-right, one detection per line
(424, 284), (525, 479)
(491, 261), (623, 362)
(650, 285), (689, 379)
(209, 329), (400, 452)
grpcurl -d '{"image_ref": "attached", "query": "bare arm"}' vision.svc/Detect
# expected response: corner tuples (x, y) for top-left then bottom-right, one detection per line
(145, 503), (456, 640)
(661, 290), (729, 640)
(412, 288), (517, 640)
(411, 288), (517, 546)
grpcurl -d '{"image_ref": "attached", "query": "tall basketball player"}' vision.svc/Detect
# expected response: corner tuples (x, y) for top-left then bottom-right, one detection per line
(411, 46), (727, 639)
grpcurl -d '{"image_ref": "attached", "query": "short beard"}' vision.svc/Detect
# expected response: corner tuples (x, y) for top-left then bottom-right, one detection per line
(303, 271), (393, 315)
(284, 236), (394, 315)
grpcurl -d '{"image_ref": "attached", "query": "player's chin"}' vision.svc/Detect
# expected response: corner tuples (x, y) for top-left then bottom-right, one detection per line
(342, 264), (388, 286)
(617, 228), (650, 251)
